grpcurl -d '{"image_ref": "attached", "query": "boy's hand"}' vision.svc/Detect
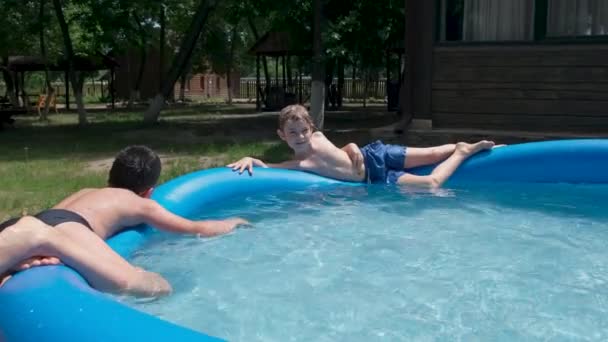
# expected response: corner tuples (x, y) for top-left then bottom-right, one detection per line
(343, 143), (364, 170)
(14, 256), (62, 271)
(227, 157), (258, 175)
(198, 218), (251, 236)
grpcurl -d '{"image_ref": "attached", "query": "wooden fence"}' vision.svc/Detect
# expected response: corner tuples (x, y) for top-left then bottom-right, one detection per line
(238, 78), (389, 101)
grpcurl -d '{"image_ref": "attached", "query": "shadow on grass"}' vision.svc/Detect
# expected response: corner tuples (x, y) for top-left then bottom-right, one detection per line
(259, 143), (292, 163)
(0, 105), (398, 162)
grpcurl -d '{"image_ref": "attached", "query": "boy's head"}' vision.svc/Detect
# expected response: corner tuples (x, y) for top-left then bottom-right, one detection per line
(277, 105), (315, 152)
(108, 145), (161, 197)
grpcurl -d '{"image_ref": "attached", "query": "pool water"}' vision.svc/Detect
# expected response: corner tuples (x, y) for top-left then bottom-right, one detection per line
(126, 183), (608, 341)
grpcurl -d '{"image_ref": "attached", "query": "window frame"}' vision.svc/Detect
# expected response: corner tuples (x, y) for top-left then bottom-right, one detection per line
(435, 0), (608, 45)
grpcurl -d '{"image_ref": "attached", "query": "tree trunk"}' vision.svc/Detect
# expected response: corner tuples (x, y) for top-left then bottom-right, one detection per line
(226, 72), (232, 105)
(52, 0), (87, 126)
(310, 0), (325, 130)
(179, 72), (186, 102)
(128, 90), (138, 109)
(159, 3), (165, 92)
(337, 57), (344, 109)
(74, 72), (86, 117)
(351, 58), (357, 100)
(179, 56), (194, 103)
(20, 73), (30, 110)
(130, 14), (148, 107)
(324, 57), (335, 109)
(1, 57), (18, 107)
(2, 70), (19, 107)
(226, 26), (238, 105)
(39, 0), (53, 121)
(399, 0), (413, 128)
(247, 17), (271, 90)
(286, 55), (293, 88)
(363, 70), (369, 108)
(133, 47), (146, 102)
(143, 0), (217, 123)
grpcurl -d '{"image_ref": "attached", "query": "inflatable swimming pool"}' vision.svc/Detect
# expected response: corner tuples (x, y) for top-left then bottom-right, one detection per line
(1, 139), (607, 341)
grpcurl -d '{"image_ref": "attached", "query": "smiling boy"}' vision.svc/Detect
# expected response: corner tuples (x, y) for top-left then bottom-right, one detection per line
(228, 104), (495, 188)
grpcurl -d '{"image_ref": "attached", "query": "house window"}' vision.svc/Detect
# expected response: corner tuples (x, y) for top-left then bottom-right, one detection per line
(439, 0), (608, 42)
(440, 0), (534, 41)
(216, 76), (221, 91)
(199, 76), (205, 90)
(547, 0), (608, 37)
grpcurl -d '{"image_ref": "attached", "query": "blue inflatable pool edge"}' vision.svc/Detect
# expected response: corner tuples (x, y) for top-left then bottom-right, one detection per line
(0, 169), (341, 342)
(1, 138), (607, 342)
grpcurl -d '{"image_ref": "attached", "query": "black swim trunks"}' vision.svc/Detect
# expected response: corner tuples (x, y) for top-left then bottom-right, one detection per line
(0, 209), (92, 232)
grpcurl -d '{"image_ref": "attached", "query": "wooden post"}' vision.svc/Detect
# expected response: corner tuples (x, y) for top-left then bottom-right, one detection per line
(110, 68), (115, 110)
(159, 2), (165, 92)
(20, 72), (26, 108)
(386, 49), (390, 110)
(337, 58), (344, 109)
(12, 71), (19, 104)
(65, 69), (70, 110)
(386, 50), (390, 83)
(256, 54), (260, 111)
(298, 64), (302, 104)
(282, 55), (286, 91)
(398, 52), (403, 84)
(404, 0), (435, 120)
(274, 56), (279, 89)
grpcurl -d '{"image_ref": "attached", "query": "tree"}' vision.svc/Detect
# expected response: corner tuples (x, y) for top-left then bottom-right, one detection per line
(143, 0), (218, 123)
(39, 0), (54, 121)
(129, 13), (152, 107)
(122, 1), (159, 106)
(310, 0), (325, 129)
(52, 0), (89, 125)
(0, 0), (40, 107)
(202, 1), (250, 105)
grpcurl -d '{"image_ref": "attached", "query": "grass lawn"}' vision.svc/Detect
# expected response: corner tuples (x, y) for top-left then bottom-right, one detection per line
(0, 105), (292, 220)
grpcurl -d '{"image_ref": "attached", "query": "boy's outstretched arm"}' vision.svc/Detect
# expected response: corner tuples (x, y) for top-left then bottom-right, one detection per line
(227, 156), (269, 175)
(227, 156), (301, 175)
(139, 199), (249, 236)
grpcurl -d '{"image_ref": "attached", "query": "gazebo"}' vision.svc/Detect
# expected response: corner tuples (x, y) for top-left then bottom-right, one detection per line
(248, 32), (311, 111)
(2, 54), (118, 110)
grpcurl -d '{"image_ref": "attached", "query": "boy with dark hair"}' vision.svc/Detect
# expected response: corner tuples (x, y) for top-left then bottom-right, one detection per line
(50, 145), (247, 240)
(108, 145), (162, 194)
(0, 145), (247, 296)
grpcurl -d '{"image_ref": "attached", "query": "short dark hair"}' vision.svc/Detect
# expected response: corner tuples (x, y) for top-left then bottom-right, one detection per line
(108, 145), (161, 193)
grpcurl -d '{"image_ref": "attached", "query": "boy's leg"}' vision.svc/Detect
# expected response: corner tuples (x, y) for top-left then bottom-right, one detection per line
(397, 141), (495, 188)
(53, 222), (171, 297)
(403, 144), (456, 169)
(0, 217), (52, 280)
(0, 218), (171, 297)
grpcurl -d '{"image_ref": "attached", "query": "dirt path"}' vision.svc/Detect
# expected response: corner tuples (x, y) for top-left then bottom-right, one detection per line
(85, 154), (228, 173)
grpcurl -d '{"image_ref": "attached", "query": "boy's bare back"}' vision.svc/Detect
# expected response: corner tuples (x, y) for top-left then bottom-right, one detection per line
(54, 188), (152, 239)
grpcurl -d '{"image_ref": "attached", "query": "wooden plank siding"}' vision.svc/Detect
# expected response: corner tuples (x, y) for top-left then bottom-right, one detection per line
(431, 45), (608, 132)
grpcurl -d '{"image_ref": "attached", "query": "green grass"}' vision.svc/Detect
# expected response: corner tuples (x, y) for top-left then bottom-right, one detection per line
(0, 106), (292, 220)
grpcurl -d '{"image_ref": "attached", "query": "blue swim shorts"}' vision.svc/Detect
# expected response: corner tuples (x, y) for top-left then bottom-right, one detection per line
(359, 140), (407, 184)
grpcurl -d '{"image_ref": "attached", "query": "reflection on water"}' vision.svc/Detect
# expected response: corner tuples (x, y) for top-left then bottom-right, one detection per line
(125, 183), (608, 341)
